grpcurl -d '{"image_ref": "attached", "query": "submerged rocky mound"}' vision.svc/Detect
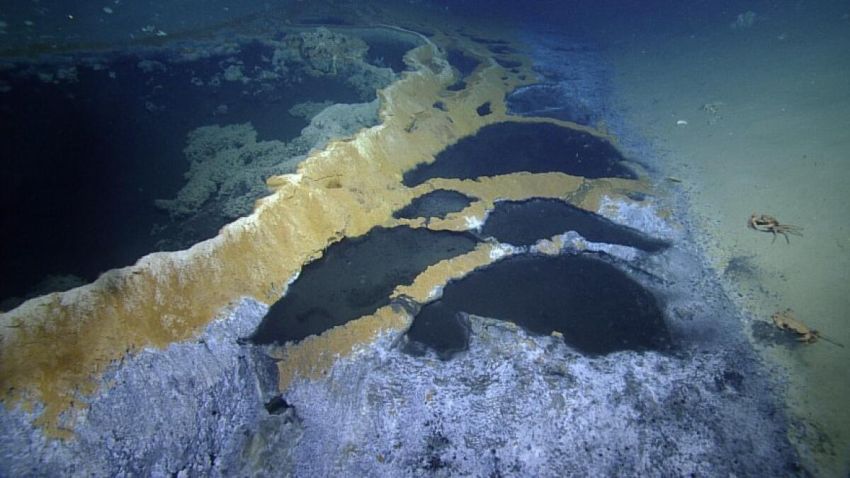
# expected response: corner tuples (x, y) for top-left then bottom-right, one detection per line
(0, 3), (799, 475)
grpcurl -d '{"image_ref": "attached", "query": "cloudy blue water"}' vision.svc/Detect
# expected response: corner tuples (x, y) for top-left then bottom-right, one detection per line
(2, 1), (848, 475)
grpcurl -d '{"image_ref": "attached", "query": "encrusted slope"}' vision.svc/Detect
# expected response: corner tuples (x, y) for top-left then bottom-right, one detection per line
(0, 19), (643, 437)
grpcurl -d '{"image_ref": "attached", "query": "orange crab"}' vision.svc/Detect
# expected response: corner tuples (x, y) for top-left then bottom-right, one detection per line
(748, 214), (804, 244)
(771, 308), (844, 347)
(771, 308), (819, 343)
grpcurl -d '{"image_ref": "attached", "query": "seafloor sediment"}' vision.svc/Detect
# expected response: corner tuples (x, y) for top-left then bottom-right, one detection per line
(0, 2), (800, 475)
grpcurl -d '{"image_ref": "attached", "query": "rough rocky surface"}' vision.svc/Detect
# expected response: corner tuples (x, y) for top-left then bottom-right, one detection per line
(0, 299), (300, 477)
(155, 99), (381, 223)
(286, 316), (794, 477)
(145, 26), (397, 243)
(268, 27), (398, 100)
(0, 230), (799, 476)
(279, 199), (798, 476)
(0, 11), (800, 476)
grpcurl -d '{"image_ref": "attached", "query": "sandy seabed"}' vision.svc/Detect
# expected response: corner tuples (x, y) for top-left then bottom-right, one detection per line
(610, 6), (850, 475)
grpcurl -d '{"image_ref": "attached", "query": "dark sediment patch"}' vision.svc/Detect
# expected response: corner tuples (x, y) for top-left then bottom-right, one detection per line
(393, 190), (475, 221)
(495, 58), (523, 69)
(356, 31), (422, 73)
(250, 226), (479, 345)
(467, 36), (510, 46)
(297, 17), (352, 26)
(264, 396), (294, 415)
(506, 83), (596, 125)
(446, 81), (466, 92)
(489, 45), (513, 54)
(723, 254), (760, 280)
(402, 121), (636, 187)
(403, 302), (471, 360)
(750, 321), (803, 349)
(404, 253), (670, 357)
(481, 198), (668, 251)
(447, 49), (480, 78)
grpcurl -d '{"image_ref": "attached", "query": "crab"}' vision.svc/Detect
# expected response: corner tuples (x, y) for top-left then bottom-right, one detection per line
(771, 308), (820, 343)
(770, 308), (845, 347)
(748, 213), (804, 244)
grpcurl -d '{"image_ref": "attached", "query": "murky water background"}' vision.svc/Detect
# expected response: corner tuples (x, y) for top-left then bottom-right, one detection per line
(1, 0), (848, 475)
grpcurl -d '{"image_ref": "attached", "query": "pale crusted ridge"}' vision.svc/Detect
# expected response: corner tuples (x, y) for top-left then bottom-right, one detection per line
(0, 21), (643, 438)
(0, 38), (452, 436)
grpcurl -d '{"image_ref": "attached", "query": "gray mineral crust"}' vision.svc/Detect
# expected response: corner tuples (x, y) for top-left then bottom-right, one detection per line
(0, 200), (798, 477)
